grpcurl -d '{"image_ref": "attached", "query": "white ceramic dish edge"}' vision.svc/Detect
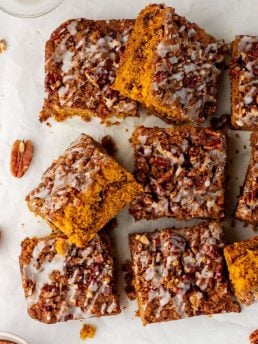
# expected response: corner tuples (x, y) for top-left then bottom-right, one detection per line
(0, 332), (29, 344)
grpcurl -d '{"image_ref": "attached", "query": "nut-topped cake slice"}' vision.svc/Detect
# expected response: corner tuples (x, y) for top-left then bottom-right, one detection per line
(224, 236), (258, 305)
(129, 126), (226, 221)
(129, 222), (240, 325)
(19, 232), (120, 324)
(235, 132), (258, 224)
(40, 19), (137, 124)
(231, 35), (258, 130)
(26, 134), (142, 247)
(113, 4), (224, 124)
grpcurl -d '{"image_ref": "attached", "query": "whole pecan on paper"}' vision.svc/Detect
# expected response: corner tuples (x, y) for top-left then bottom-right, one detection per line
(10, 140), (33, 178)
(249, 329), (258, 344)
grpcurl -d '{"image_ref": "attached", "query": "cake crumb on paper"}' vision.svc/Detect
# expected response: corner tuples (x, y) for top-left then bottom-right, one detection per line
(0, 39), (7, 53)
(80, 324), (96, 341)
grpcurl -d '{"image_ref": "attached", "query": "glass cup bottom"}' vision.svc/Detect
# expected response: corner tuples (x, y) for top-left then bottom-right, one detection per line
(0, 0), (64, 18)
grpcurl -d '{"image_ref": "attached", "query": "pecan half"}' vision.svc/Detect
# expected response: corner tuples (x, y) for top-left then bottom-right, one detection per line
(249, 329), (258, 344)
(10, 140), (33, 178)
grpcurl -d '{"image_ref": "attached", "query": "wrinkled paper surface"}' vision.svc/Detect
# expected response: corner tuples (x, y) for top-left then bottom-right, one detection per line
(0, 0), (257, 343)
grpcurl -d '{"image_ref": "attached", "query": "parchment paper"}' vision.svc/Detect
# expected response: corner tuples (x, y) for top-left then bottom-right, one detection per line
(0, 0), (257, 343)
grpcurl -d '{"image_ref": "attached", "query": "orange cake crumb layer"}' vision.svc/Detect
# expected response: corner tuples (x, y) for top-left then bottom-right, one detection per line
(26, 134), (142, 247)
(113, 4), (224, 124)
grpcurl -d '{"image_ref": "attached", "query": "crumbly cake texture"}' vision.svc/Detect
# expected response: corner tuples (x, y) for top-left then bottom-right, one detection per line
(231, 35), (258, 130)
(224, 236), (258, 305)
(40, 19), (137, 123)
(26, 134), (142, 247)
(80, 324), (96, 340)
(129, 222), (240, 325)
(129, 126), (226, 221)
(19, 233), (121, 324)
(235, 132), (258, 224)
(113, 4), (224, 124)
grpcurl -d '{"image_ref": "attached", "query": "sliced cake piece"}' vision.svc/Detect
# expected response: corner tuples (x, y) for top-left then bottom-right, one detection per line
(19, 232), (120, 324)
(224, 236), (258, 305)
(129, 222), (240, 325)
(26, 134), (142, 247)
(113, 4), (224, 124)
(231, 35), (258, 130)
(235, 132), (258, 224)
(129, 126), (226, 221)
(40, 19), (137, 124)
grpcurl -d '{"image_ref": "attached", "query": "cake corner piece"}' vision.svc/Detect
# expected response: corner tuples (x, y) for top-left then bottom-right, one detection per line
(113, 3), (224, 124)
(129, 222), (240, 325)
(129, 126), (226, 221)
(40, 18), (137, 124)
(19, 232), (121, 324)
(26, 133), (142, 247)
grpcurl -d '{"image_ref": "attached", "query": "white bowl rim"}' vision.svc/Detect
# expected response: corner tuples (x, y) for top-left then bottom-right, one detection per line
(0, 0), (64, 18)
(0, 331), (29, 344)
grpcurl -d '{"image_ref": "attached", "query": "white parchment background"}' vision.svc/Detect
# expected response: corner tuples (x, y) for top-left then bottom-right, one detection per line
(0, 0), (257, 343)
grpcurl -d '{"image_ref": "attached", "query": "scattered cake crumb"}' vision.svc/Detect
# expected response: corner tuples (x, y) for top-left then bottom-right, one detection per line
(0, 39), (7, 53)
(101, 135), (117, 157)
(80, 324), (96, 341)
(46, 122), (52, 127)
(125, 128), (129, 132)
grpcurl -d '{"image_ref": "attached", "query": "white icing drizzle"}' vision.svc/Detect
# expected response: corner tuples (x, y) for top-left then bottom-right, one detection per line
(67, 20), (78, 36)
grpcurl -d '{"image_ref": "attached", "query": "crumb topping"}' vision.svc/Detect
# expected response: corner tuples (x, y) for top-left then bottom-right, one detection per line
(231, 35), (258, 128)
(153, 8), (224, 122)
(130, 127), (226, 220)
